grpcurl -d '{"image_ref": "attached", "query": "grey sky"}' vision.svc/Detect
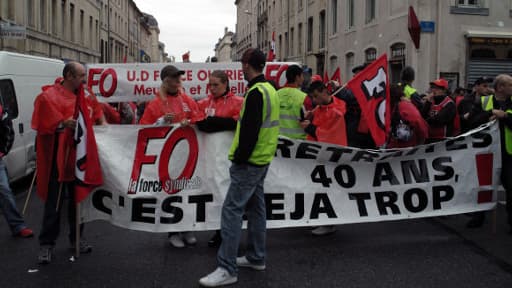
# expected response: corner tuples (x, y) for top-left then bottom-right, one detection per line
(133, 0), (237, 63)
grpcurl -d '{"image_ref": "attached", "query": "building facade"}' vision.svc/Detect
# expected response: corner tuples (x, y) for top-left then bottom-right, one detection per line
(236, 0), (512, 90)
(0, 0), (165, 63)
(214, 27), (235, 62)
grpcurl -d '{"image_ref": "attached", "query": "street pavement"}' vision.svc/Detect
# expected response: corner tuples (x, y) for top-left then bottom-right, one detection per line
(1, 178), (512, 288)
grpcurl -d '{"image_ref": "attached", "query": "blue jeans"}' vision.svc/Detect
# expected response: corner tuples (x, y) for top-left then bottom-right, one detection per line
(0, 158), (27, 234)
(217, 163), (269, 276)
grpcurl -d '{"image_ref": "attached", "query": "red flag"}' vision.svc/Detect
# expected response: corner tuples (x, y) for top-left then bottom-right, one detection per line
(182, 51), (190, 62)
(123, 54), (127, 63)
(267, 32), (275, 62)
(345, 54), (390, 146)
(74, 84), (103, 203)
(408, 6), (421, 49)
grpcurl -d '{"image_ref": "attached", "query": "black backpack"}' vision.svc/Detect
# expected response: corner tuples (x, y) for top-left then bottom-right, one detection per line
(0, 109), (15, 156)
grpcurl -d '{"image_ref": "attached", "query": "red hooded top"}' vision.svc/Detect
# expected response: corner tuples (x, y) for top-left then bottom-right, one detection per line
(387, 100), (429, 148)
(31, 83), (93, 200)
(197, 92), (243, 120)
(307, 96), (348, 146)
(139, 90), (203, 125)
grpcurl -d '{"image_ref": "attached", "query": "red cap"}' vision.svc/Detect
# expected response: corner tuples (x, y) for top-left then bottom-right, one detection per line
(311, 74), (323, 83)
(429, 78), (449, 90)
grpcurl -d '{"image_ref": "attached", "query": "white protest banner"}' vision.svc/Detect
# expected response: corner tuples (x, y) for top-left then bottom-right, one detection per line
(81, 122), (501, 232)
(85, 62), (296, 102)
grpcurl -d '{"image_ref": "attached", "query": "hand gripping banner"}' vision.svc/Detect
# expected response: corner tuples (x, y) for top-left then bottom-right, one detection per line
(81, 122), (502, 232)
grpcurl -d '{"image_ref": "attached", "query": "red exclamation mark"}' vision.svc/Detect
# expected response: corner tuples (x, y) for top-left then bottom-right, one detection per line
(475, 153), (493, 203)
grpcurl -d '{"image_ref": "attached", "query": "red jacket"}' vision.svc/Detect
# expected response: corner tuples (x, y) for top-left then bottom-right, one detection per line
(387, 100), (429, 148)
(197, 92), (243, 120)
(31, 83), (95, 200)
(139, 91), (203, 125)
(307, 97), (347, 146)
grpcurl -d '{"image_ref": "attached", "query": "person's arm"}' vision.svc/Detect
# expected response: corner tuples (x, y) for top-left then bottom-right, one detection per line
(139, 101), (158, 125)
(425, 102), (456, 126)
(304, 123), (317, 138)
(232, 89), (263, 164)
(467, 100), (493, 128)
(31, 92), (65, 134)
(410, 91), (423, 110)
(196, 117), (237, 133)
(184, 96), (204, 124)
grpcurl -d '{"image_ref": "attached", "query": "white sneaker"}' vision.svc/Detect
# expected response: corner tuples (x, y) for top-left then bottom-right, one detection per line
(199, 267), (237, 287)
(183, 231), (197, 245)
(169, 234), (185, 248)
(311, 225), (336, 236)
(236, 256), (266, 271)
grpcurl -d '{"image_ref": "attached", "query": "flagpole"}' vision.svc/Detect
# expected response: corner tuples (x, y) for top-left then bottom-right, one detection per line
(75, 202), (80, 258)
(22, 168), (37, 215)
(56, 145), (71, 212)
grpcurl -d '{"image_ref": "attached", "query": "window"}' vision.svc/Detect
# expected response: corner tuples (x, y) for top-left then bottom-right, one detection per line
(95, 20), (99, 51)
(61, 0), (66, 38)
(347, 0), (355, 29)
(27, 0), (35, 27)
(345, 52), (355, 78)
(365, 48), (377, 63)
(457, 0), (481, 7)
(80, 10), (84, 44)
(299, 0), (303, 10)
(330, 55), (338, 75)
(40, 0), (47, 32)
(89, 16), (93, 49)
(285, 32), (288, 58)
(0, 0), (16, 21)
(391, 43), (406, 59)
(451, 0), (488, 15)
(298, 23), (303, 54)
(1, 1), (7, 20)
(365, 0), (376, 24)
(52, 0), (58, 35)
(319, 11), (326, 49)
(331, 0), (338, 34)
(70, 3), (75, 42)
(307, 17), (313, 52)
(279, 34), (282, 60)
(0, 80), (19, 119)
(290, 27), (294, 56)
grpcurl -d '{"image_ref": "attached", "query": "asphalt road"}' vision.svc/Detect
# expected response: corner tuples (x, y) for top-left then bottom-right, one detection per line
(1, 178), (512, 288)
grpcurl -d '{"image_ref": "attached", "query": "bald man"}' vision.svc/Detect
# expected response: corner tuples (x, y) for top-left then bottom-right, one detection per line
(32, 62), (94, 264)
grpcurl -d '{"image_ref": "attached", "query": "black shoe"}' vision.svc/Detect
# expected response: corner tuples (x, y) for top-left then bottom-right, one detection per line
(208, 231), (222, 248)
(38, 246), (53, 264)
(70, 240), (93, 254)
(466, 218), (484, 228)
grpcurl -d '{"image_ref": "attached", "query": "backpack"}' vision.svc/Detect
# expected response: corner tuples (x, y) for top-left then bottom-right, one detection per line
(390, 104), (413, 142)
(0, 107), (15, 156)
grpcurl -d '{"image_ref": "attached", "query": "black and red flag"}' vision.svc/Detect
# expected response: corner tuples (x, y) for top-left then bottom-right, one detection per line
(74, 84), (103, 203)
(345, 54), (391, 147)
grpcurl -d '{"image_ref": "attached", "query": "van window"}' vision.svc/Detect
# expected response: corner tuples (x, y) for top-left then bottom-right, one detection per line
(0, 80), (19, 119)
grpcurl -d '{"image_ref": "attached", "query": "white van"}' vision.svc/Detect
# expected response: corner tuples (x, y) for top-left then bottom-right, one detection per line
(0, 51), (64, 182)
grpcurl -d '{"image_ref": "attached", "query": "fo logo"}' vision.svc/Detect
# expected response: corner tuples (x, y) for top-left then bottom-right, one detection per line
(128, 126), (199, 195)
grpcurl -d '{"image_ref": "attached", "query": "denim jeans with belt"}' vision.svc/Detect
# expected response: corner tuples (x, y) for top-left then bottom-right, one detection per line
(217, 162), (269, 276)
(0, 158), (27, 234)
